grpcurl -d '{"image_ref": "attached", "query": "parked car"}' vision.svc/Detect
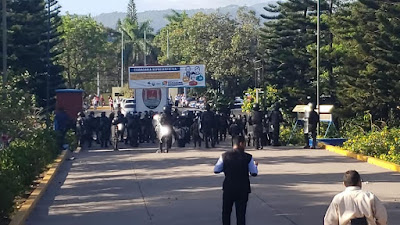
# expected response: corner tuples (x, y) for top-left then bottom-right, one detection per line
(122, 98), (135, 108)
(233, 98), (244, 109)
(196, 100), (205, 109)
(121, 103), (136, 116)
(186, 98), (197, 108)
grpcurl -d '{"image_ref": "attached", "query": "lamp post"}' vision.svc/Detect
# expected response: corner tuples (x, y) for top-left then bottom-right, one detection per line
(254, 59), (262, 103)
(46, 0), (51, 126)
(317, 0), (321, 134)
(167, 29), (169, 59)
(2, 0), (6, 96)
(121, 30), (124, 88)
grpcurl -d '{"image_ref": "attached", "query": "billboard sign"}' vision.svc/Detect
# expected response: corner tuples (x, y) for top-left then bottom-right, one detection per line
(129, 65), (206, 88)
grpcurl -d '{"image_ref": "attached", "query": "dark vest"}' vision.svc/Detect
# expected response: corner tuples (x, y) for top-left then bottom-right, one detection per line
(222, 150), (252, 194)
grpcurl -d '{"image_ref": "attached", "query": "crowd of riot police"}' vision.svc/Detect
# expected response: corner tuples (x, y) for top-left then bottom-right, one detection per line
(74, 102), (284, 152)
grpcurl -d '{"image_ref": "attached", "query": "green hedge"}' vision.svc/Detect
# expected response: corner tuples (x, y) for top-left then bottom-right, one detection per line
(343, 127), (400, 165)
(0, 129), (58, 219)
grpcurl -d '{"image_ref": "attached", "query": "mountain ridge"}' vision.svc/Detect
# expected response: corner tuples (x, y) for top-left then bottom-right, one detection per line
(93, 2), (277, 31)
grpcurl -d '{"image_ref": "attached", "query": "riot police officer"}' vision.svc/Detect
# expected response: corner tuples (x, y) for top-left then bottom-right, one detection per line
(201, 104), (216, 148)
(251, 103), (264, 150)
(218, 112), (229, 141)
(229, 118), (243, 146)
(76, 112), (86, 147)
(304, 103), (319, 149)
(99, 112), (111, 148)
(86, 111), (97, 147)
(113, 111), (126, 142)
(126, 112), (140, 147)
(159, 105), (173, 153)
(191, 117), (202, 147)
(270, 104), (283, 146)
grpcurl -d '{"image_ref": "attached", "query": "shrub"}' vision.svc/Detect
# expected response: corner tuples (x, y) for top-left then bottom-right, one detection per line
(0, 129), (58, 219)
(343, 127), (400, 165)
(65, 130), (78, 151)
(280, 124), (304, 146)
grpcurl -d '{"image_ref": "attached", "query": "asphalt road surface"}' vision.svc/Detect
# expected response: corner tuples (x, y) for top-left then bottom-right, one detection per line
(26, 141), (400, 225)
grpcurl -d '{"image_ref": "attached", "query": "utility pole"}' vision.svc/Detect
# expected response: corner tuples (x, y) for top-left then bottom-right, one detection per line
(317, 0), (321, 134)
(144, 29), (147, 66)
(254, 59), (262, 103)
(167, 29), (169, 60)
(97, 66), (100, 97)
(121, 30), (124, 87)
(46, 0), (51, 127)
(2, 0), (7, 97)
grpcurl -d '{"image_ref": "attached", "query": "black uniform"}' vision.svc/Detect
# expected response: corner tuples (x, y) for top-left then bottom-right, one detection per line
(270, 108), (283, 146)
(191, 119), (202, 147)
(307, 110), (320, 149)
(229, 120), (243, 146)
(76, 113), (86, 147)
(251, 110), (263, 150)
(160, 111), (173, 151)
(219, 113), (229, 141)
(99, 113), (111, 148)
(126, 113), (140, 147)
(86, 113), (97, 147)
(201, 109), (215, 148)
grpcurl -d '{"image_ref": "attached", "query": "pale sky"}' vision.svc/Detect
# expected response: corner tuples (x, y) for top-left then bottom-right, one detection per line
(58, 0), (270, 15)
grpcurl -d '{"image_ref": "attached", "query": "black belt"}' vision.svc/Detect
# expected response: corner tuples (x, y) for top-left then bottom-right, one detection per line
(351, 216), (367, 225)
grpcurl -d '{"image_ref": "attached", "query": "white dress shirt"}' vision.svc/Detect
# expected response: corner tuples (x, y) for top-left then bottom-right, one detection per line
(324, 186), (387, 225)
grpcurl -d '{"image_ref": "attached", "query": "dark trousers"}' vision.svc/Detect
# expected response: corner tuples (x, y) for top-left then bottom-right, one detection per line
(222, 191), (249, 225)
(193, 135), (201, 147)
(304, 129), (317, 148)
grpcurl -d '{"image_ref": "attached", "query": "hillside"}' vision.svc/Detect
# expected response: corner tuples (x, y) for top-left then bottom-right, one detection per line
(94, 2), (277, 31)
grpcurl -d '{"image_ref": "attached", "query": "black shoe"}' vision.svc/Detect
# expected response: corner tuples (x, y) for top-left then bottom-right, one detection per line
(304, 145), (310, 149)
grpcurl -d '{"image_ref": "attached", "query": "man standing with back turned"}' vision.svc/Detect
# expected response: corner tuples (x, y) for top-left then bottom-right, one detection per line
(214, 135), (258, 225)
(324, 170), (387, 225)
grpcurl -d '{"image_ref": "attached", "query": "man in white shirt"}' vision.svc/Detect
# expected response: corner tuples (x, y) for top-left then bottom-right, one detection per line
(214, 135), (258, 225)
(324, 170), (387, 225)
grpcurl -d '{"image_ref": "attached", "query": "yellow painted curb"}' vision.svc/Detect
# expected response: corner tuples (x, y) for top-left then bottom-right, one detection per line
(367, 157), (400, 172)
(9, 150), (69, 225)
(323, 144), (400, 173)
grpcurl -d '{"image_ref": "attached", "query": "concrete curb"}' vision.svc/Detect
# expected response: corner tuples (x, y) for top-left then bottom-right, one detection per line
(9, 150), (69, 225)
(322, 144), (400, 173)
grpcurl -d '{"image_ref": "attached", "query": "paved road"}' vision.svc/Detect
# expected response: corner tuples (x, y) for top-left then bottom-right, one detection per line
(26, 141), (400, 225)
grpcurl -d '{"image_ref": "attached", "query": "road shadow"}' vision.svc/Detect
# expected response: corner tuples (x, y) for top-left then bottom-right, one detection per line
(26, 140), (400, 225)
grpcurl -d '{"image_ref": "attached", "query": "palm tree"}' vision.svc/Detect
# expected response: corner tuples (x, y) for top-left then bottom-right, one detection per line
(119, 18), (156, 66)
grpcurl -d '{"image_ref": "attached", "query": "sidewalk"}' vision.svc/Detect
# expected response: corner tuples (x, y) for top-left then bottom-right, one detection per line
(26, 142), (400, 225)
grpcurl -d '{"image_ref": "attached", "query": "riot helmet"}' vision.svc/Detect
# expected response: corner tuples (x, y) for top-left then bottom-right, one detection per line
(163, 105), (172, 114)
(77, 111), (85, 117)
(253, 103), (260, 111)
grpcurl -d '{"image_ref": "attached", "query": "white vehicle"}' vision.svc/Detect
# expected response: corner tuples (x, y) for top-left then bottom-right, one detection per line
(121, 103), (136, 116)
(121, 98), (135, 108)
(233, 98), (244, 109)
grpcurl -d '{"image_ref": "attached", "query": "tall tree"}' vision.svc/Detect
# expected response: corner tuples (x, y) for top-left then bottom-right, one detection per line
(154, 9), (260, 98)
(58, 14), (112, 93)
(260, 0), (316, 110)
(2, 0), (65, 111)
(120, 0), (156, 68)
(127, 0), (137, 23)
(331, 0), (400, 120)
